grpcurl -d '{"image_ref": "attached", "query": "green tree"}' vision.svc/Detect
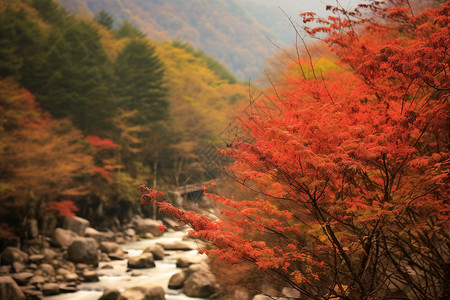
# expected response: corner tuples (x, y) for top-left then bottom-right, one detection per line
(114, 38), (168, 125)
(31, 0), (68, 26)
(113, 20), (146, 39)
(32, 19), (116, 134)
(95, 10), (114, 30)
(0, 8), (43, 81)
(113, 38), (170, 218)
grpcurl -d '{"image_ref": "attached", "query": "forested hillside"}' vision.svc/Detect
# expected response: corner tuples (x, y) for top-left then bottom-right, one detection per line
(56, 0), (383, 80)
(0, 0), (247, 238)
(57, 0), (280, 80)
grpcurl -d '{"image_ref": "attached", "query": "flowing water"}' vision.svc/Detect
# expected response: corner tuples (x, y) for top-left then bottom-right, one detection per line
(46, 231), (208, 300)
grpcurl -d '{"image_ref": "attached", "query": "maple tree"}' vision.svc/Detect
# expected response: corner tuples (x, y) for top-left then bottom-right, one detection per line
(139, 1), (449, 299)
(0, 79), (93, 238)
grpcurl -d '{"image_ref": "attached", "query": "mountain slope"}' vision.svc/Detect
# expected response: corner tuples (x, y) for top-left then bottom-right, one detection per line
(58, 0), (281, 80)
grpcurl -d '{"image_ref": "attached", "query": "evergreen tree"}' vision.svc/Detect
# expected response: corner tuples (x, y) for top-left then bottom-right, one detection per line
(31, 0), (68, 26)
(113, 20), (146, 39)
(95, 10), (114, 30)
(0, 8), (43, 81)
(114, 39), (168, 125)
(33, 20), (116, 134)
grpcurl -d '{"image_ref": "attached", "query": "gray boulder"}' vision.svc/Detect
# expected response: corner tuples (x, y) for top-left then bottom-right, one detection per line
(142, 245), (164, 260)
(184, 262), (209, 278)
(28, 275), (45, 286)
(168, 271), (185, 289)
(183, 270), (218, 298)
(42, 283), (59, 296)
(1, 247), (28, 266)
(43, 248), (56, 261)
(175, 255), (205, 268)
(132, 217), (164, 237)
(99, 288), (120, 300)
(11, 272), (33, 286)
(51, 228), (79, 248)
(118, 285), (165, 300)
(100, 242), (121, 254)
(38, 263), (55, 277)
(63, 216), (89, 236)
(63, 272), (78, 282)
(67, 237), (99, 266)
(56, 268), (76, 281)
(28, 255), (44, 264)
(82, 270), (99, 282)
(0, 276), (25, 300)
(85, 227), (115, 243)
(12, 261), (25, 273)
(56, 267), (70, 277)
(156, 241), (196, 251)
(108, 252), (126, 260)
(127, 253), (155, 269)
(124, 228), (135, 237)
(100, 242), (125, 260)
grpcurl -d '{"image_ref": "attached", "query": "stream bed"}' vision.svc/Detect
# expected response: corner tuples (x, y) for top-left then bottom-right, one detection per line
(45, 231), (207, 300)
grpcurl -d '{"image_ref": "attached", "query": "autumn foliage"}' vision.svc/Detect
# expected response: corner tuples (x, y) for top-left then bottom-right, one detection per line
(46, 200), (79, 218)
(0, 79), (93, 237)
(139, 1), (449, 299)
(86, 135), (118, 150)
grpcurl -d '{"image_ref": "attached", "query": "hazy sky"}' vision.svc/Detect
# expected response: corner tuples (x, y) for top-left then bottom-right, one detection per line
(248, 0), (362, 45)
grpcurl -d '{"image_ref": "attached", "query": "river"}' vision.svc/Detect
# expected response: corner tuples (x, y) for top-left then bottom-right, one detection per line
(45, 230), (208, 300)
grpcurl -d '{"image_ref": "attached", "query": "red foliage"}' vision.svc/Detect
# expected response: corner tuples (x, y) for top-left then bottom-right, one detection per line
(91, 166), (113, 183)
(139, 1), (449, 298)
(86, 135), (118, 150)
(156, 225), (167, 232)
(46, 200), (79, 218)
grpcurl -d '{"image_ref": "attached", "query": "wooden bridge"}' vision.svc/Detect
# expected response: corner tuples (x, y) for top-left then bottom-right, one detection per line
(170, 180), (218, 204)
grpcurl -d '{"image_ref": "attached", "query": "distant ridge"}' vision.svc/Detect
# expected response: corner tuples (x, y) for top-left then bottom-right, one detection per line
(58, 0), (285, 80)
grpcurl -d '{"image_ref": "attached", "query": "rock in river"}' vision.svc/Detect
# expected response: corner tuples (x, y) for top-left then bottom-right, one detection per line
(132, 216), (164, 237)
(99, 288), (120, 300)
(127, 253), (155, 269)
(175, 255), (205, 268)
(168, 271), (185, 289)
(142, 245), (164, 260)
(156, 240), (196, 251)
(183, 269), (218, 298)
(118, 285), (165, 300)
(67, 237), (99, 266)
(100, 241), (125, 260)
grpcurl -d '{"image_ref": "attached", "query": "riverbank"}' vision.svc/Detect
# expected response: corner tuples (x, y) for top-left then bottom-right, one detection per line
(0, 215), (218, 300)
(45, 231), (209, 300)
